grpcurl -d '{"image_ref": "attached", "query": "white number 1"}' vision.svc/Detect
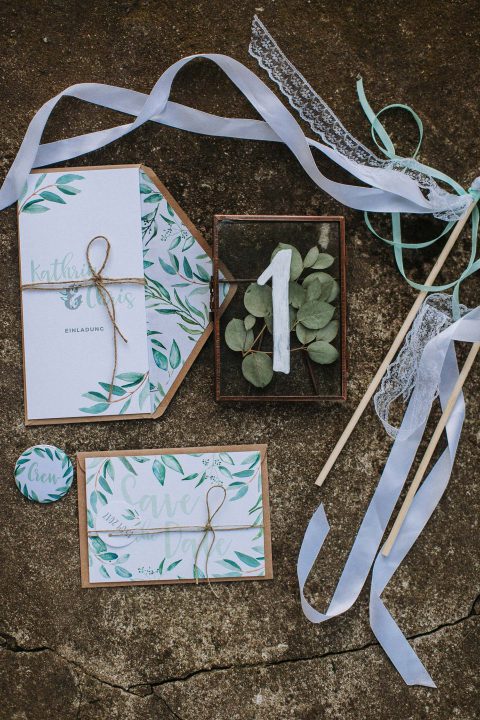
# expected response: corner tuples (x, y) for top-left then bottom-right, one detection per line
(257, 248), (292, 374)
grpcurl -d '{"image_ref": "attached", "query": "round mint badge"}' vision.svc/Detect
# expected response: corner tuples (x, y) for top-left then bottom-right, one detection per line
(14, 445), (74, 503)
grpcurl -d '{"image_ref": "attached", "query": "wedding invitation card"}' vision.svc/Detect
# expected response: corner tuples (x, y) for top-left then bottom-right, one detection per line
(77, 445), (272, 587)
(17, 165), (233, 424)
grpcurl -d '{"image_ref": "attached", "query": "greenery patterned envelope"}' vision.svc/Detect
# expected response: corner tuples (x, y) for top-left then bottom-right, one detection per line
(18, 164), (233, 424)
(77, 445), (272, 587)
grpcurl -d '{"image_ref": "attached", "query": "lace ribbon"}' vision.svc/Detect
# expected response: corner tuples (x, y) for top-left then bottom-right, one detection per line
(249, 15), (479, 313)
(373, 294), (468, 437)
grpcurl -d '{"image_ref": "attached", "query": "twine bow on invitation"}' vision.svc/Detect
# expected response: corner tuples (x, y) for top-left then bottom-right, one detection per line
(89, 484), (263, 595)
(21, 235), (145, 402)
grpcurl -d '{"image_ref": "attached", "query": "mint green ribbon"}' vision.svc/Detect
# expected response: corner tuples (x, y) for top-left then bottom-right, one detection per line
(357, 77), (479, 318)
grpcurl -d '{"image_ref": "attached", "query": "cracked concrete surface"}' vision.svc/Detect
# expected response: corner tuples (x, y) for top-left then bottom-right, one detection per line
(0, 1), (479, 718)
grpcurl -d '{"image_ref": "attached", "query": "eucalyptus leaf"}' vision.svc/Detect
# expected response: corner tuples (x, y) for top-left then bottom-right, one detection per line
(241, 353), (273, 388)
(303, 246), (319, 268)
(306, 278), (323, 301)
(297, 300), (335, 329)
(244, 314), (256, 331)
(315, 319), (339, 342)
(307, 340), (339, 364)
(302, 271), (334, 301)
(272, 243), (303, 280)
(296, 323), (316, 344)
(327, 279), (339, 302)
(225, 318), (247, 352)
(288, 281), (306, 309)
(244, 283), (272, 318)
(311, 252), (334, 269)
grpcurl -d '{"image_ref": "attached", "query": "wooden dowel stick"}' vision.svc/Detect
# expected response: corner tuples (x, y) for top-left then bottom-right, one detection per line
(316, 198), (478, 487)
(381, 341), (480, 556)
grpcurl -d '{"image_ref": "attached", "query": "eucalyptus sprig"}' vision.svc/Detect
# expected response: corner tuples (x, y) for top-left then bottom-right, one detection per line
(224, 242), (340, 388)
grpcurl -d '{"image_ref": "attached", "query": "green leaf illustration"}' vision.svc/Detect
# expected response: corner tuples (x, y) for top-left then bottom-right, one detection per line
(194, 264), (210, 282)
(234, 551), (260, 568)
(57, 185), (81, 195)
(99, 565), (110, 579)
(145, 192), (162, 203)
(116, 372), (145, 384)
(152, 459), (165, 486)
(23, 203), (49, 213)
(181, 473), (199, 482)
(90, 536), (107, 553)
(39, 190), (66, 204)
(98, 552), (118, 561)
(115, 566), (133, 578)
(161, 455), (184, 474)
(152, 349), (168, 370)
(98, 475), (112, 495)
(56, 173), (84, 184)
(99, 382), (126, 397)
(82, 391), (108, 402)
(233, 469), (254, 478)
(119, 456), (137, 475)
(219, 452), (234, 465)
(231, 485), (248, 501)
(241, 453), (260, 467)
(167, 559), (182, 571)
(34, 173), (47, 189)
(80, 402), (109, 414)
(169, 340), (181, 369)
(221, 559), (242, 571)
(159, 257), (177, 275)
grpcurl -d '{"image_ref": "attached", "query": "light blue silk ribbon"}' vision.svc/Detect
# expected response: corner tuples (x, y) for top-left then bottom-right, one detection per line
(0, 54), (475, 224)
(357, 77), (480, 318)
(298, 306), (480, 686)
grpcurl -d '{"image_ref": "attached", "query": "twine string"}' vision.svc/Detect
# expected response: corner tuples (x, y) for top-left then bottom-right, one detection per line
(21, 235), (145, 402)
(88, 484), (264, 595)
(193, 485), (227, 595)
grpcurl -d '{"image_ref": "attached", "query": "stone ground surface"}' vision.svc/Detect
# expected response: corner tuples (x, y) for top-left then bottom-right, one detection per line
(0, 1), (479, 718)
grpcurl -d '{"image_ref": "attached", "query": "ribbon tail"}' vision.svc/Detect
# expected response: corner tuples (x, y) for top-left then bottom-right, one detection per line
(297, 504), (330, 622)
(369, 341), (465, 686)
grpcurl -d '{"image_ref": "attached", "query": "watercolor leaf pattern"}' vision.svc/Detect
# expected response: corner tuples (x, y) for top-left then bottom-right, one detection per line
(140, 169), (228, 412)
(79, 371), (149, 415)
(85, 451), (266, 583)
(18, 173), (84, 214)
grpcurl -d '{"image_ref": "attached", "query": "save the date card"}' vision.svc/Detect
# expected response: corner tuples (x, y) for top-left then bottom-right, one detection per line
(77, 445), (272, 587)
